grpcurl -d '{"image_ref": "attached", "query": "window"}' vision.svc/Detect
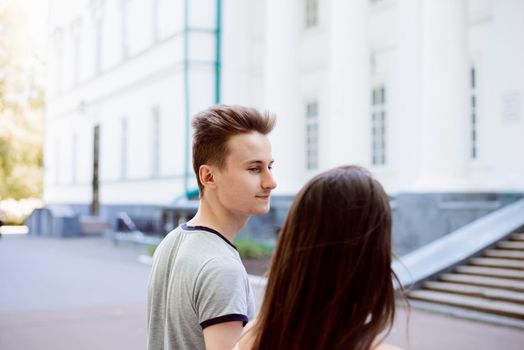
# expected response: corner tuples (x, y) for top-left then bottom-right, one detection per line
(152, 0), (159, 42)
(90, 0), (103, 74)
(305, 0), (318, 28)
(306, 101), (319, 170)
(92, 125), (100, 215)
(470, 67), (477, 159)
(121, 0), (129, 59)
(121, 118), (128, 179)
(371, 86), (386, 166)
(70, 19), (82, 85)
(152, 106), (160, 177)
(95, 19), (102, 73)
(53, 28), (64, 93)
(72, 133), (78, 184)
(55, 139), (61, 184)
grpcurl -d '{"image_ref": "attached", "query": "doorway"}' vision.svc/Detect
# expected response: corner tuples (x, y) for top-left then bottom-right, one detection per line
(91, 125), (100, 215)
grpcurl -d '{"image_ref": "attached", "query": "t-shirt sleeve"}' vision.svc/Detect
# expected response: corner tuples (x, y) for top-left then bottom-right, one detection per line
(193, 257), (250, 329)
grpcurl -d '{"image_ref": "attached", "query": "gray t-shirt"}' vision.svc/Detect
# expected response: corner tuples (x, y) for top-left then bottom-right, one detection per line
(147, 224), (256, 350)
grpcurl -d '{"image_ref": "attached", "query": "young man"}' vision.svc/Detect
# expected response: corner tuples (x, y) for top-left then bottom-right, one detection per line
(147, 105), (277, 350)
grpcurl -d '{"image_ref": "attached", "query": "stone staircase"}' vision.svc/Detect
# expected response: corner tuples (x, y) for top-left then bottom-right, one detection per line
(408, 233), (524, 324)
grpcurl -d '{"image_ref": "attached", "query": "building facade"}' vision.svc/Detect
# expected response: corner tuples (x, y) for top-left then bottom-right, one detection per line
(44, 0), (524, 240)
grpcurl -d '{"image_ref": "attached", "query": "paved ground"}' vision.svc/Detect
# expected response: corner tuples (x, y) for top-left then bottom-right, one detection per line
(387, 305), (524, 349)
(0, 234), (150, 350)
(1, 234), (523, 349)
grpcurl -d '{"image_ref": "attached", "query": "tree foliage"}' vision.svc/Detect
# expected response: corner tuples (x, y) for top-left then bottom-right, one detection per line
(0, 3), (44, 200)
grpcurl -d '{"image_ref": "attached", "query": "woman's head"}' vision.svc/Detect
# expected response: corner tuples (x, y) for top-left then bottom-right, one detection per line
(252, 165), (396, 350)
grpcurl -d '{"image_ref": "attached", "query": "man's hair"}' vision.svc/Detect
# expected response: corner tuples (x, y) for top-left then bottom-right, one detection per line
(191, 105), (276, 195)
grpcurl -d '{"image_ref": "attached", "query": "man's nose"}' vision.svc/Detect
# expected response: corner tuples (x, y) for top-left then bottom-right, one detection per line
(262, 171), (277, 190)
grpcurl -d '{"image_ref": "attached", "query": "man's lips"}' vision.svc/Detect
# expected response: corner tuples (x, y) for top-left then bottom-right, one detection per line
(256, 194), (271, 200)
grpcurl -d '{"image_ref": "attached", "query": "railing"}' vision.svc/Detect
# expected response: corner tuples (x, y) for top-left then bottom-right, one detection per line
(110, 212), (162, 246)
(393, 198), (524, 288)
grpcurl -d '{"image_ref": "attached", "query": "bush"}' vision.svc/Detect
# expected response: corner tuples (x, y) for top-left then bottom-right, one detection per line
(234, 238), (274, 260)
(0, 198), (42, 225)
(145, 238), (275, 260)
(147, 244), (157, 256)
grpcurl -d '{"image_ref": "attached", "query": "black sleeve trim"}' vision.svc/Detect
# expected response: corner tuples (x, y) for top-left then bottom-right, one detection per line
(200, 314), (249, 329)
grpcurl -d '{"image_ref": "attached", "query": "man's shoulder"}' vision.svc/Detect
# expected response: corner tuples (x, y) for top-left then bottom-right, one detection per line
(178, 225), (239, 256)
(158, 226), (241, 269)
(159, 225), (229, 252)
(153, 224), (245, 282)
(195, 253), (249, 290)
(199, 254), (246, 276)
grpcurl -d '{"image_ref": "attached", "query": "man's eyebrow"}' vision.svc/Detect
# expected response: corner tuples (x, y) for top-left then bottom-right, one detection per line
(244, 160), (275, 165)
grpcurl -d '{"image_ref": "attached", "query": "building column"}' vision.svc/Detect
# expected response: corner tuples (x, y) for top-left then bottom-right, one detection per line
(418, 0), (469, 190)
(327, 0), (370, 167)
(390, 0), (423, 191)
(264, 0), (301, 193)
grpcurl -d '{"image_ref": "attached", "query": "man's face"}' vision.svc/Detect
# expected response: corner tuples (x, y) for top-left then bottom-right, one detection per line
(213, 132), (277, 218)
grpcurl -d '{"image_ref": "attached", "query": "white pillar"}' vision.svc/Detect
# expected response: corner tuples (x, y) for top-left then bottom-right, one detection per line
(221, 0), (252, 105)
(264, 0), (301, 194)
(418, 0), (469, 190)
(391, 0), (424, 191)
(327, 0), (370, 167)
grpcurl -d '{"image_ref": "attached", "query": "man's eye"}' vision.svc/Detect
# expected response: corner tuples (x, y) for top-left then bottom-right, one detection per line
(248, 168), (261, 173)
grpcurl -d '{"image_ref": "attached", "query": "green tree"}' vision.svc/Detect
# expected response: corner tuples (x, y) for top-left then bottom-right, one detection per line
(0, 3), (44, 200)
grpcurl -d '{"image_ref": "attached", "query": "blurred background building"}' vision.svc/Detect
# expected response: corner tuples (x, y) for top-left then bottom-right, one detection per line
(43, 0), (524, 251)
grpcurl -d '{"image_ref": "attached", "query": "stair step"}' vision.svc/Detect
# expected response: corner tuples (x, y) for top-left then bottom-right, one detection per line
(511, 233), (524, 241)
(440, 273), (524, 292)
(484, 249), (524, 260)
(408, 290), (524, 319)
(423, 281), (524, 304)
(469, 257), (524, 270)
(455, 266), (524, 280)
(498, 241), (524, 250)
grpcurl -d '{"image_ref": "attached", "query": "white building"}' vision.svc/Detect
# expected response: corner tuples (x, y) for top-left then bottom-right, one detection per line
(44, 0), (524, 227)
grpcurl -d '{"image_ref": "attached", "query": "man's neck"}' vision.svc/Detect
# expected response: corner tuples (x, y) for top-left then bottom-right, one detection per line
(186, 198), (249, 243)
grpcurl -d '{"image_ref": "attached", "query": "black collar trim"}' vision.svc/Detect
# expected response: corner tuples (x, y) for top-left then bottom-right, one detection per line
(181, 224), (237, 251)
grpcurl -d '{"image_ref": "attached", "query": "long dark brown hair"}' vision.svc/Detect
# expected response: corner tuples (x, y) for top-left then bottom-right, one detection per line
(250, 165), (398, 350)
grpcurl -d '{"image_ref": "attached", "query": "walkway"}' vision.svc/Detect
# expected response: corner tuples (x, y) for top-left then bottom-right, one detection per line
(1, 235), (523, 349)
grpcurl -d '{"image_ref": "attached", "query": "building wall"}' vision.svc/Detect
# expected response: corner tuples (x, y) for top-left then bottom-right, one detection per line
(44, 0), (524, 214)
(45, 0), (264, 207)
(471, 0), (524, 191)
(265, 0), (524, 194)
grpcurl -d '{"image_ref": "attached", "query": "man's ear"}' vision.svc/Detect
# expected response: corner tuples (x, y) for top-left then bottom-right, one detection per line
(199, 165), (217, 190)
